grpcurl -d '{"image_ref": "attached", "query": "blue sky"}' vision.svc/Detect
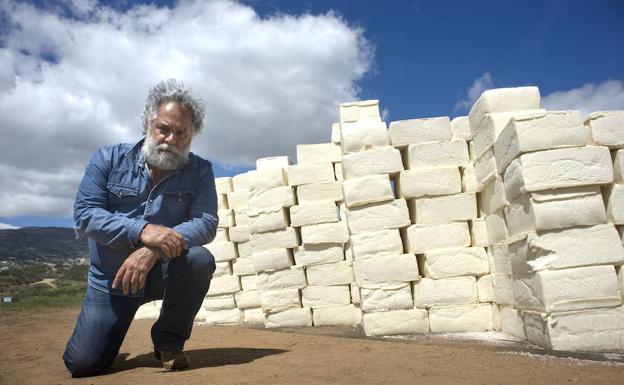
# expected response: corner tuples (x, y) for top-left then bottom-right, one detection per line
(0, 0), (623, 228)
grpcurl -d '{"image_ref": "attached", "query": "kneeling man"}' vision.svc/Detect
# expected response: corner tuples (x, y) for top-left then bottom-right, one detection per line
(64, 79), (218, 377)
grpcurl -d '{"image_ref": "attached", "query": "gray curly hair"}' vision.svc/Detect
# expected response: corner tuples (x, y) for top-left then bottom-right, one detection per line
(141, 79), (206, 135)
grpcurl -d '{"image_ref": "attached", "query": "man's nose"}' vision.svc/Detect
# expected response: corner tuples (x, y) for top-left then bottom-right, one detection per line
(164, 131), (176, 145)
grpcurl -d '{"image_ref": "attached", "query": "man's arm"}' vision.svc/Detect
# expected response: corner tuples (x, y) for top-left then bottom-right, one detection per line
(73, 146), (149, 249)
(172, 161), (219, 248)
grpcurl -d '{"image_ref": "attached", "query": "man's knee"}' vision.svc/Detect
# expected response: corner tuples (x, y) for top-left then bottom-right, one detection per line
(187, 246), (216, 277)
(63, 348), (112, 378)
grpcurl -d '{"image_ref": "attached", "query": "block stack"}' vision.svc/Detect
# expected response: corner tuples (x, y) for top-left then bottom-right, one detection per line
(199, 176), (243, 324)
(389, 115), (491, 334)
(338, 100), (422, 336)
(469, 87), (624, 351)
(292, 140), (361, 327)
(246, 156), (311, 328)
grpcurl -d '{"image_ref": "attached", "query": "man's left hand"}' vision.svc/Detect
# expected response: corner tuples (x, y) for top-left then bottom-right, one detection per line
(112, 247), (159, 295)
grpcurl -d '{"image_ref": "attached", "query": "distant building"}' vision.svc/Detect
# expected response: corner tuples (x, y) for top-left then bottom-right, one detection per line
(3, 297), (13, 303)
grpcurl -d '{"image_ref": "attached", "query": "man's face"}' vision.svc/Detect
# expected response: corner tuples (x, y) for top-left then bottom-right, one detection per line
(142, 101), (194, 171)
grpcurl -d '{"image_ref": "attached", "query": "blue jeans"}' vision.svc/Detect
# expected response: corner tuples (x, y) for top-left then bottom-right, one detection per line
(63, 246), (215, 377)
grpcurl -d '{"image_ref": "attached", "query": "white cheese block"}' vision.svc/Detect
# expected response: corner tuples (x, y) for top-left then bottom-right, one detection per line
(604, 184), (624, 224)
(202, 294), (236, 311)
(491, 304), (501, 331)
(295, 181), (344, 203)
(301, 285), (351, 308)
(508, 224), (624, 273)
(214, 228), (229, 243)
(217, 209), (235, 228)
(213, 261), (231, 278)
(248, 206), (289, 233)
(248, 186), (295, 209)
(252, 248), (294, 273)
(360, 283), (414, 313)
(504, 186), (607, 236)
(248, 168), (288, 190)
(287, 162), (335, 186)
(217, 194), (228, 210)
(491, 274), (515, 306)
(472, 108), (546, 159)
(341, 146), (404, 179)
(404, 222), (471, 253)
(502, 146), (613, 202)
(485, 210), (509, 244)
(470, 219), (489, 247)
(618, 266), (624, 298)
(429, 304), (493, 333)
(345, 199), (411, 234)
(474, 147), (499, 187)
(290, 201), (338, 227)
(235, 290), (262, 310)
(613, 149), (624, 183)
(342, 174), (394, 208)
(233, 210), (249, 226)
(340, 120), (389, 154)
(293, 243), (345, 267)
(264, 307), (313, 328)
(312, 304), (362, 326)
(331, 122), (341, 144)
(256, 266), (307, 291)
(260, 288), (302, 314)
(409, 193), (477, 224)
(451, 116), (472, 141)
(362, 308), (430, 336)
(301, 222), (350, 244)
(243, 307), (265, 324)
(479, 177), (507, 217)
(239, 274), (257, 291)
(250, 228), (299, 252)
(296, 143), (342, 164)
(388, 116), (451, 147)
(204, 241), (238, 262)
(494, 110), (586, 172)
(477, 275), (494, 302)
(350, 229), (404, 260)
(461, 164), (480, 193)
(499, 306), (526, 340)
(468, 86), (541, 137)
(353, 253), (420, 288)
(232, 257), (255, 276)
(214, 177), (233, 195)
(228, 225), (250, 243)
(204, 308), (242, 325)
(208, 275), (241, 295)
(585, 110), (624, 148)
(406, 140), (470, 169)
(487, 243), (513, 275)
(421, 247), (489, 279)
(351, 283), (361, 304)
(513, 265), (622, 312)
(305, 261), (354, 286)
(334, 163), (343, 181)
(397, 167), (461, 199)
(232, 173), (249, 192)
(413, 276), (478, 307)
(256, 156), (291, 171)
(236, 240), (252, 258)
(523, 306), (624, 351)
(134, 303), (161, 320)
(339, 100), (381, 123)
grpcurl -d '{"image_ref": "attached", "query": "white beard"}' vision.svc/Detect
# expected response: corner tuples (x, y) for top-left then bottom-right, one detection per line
(141, 135), (190, 171)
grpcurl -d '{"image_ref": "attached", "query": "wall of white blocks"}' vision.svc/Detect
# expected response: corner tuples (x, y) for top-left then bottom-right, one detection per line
(135, 86), (624, 353)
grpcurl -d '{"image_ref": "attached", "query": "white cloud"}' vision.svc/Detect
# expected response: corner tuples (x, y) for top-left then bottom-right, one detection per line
(542, 80), (624, 115)
(0, 0), (372, 217)
(454, 72), (494, 112)
(0, 223), (20, 230)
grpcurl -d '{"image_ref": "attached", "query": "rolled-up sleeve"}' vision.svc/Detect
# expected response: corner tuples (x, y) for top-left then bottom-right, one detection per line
(73, 146), (148, 249)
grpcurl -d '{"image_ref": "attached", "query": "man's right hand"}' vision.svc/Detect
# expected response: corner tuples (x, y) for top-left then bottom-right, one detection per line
(139, 224), (187, 259)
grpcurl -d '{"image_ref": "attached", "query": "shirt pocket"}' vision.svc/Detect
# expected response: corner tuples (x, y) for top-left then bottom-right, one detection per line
(107, 183), (139, 211)
(163, 189), (196, 217)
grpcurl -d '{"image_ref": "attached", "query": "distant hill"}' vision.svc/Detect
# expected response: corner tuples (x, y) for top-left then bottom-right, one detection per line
(0, 227), (88, 262)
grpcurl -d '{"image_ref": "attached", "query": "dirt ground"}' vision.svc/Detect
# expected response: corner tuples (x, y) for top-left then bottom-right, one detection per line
(1, 308), (623, 385)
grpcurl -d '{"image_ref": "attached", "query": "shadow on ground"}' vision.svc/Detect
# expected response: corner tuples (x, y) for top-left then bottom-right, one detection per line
(103, 347), (288, 374)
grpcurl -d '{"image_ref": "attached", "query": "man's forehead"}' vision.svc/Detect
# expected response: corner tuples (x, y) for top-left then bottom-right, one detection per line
(154, 102), (192, 127)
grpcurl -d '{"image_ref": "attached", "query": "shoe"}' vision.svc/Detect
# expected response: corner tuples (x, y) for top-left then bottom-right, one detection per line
(154, 349), (190, 370)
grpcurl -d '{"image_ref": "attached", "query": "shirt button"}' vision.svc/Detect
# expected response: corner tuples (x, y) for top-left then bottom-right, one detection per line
(149, 199), (153, 203)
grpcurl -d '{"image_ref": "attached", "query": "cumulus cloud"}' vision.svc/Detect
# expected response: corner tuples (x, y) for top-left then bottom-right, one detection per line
(0, 223), (20, 230)
(454, 72), (494, 112)
(0, 0), (373, 217)
(542, 80), (624, 114)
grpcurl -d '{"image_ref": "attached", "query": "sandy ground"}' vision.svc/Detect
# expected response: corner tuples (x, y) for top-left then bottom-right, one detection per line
(1, 308), (624, 385)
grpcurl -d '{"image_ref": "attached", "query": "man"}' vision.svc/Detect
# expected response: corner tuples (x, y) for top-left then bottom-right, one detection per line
(63, 79), (219, 377)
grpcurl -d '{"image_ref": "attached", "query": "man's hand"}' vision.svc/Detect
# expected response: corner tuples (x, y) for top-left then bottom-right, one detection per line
(140, 224), (187, 259)
(112, 247), (159, 295)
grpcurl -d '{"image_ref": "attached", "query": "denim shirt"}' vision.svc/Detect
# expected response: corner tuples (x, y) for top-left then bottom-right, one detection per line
(74, 138), (219, 297)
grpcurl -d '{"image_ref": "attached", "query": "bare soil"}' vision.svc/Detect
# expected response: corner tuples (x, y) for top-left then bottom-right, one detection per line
(1, 308), (623, 385)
